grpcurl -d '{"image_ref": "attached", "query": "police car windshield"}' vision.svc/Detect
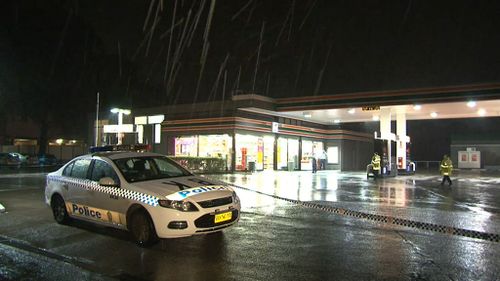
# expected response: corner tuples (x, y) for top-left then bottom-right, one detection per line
(113, 156), (192, 183)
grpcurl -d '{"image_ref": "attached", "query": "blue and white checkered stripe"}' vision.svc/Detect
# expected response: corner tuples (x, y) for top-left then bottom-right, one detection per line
(48, 175), (159, 206)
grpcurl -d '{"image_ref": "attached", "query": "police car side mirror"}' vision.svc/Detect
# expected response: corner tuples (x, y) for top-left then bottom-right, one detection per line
(99, 177), (119, 188)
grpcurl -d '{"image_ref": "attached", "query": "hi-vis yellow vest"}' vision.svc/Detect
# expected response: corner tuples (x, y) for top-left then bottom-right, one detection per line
(440, 159), (453, 176)
(372, 155), (381, 170)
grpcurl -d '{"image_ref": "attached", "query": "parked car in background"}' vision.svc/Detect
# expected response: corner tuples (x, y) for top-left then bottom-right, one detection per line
(0, 152), (22, 168)
(9, 152), (28, 165)
(38, 154), (58, 166)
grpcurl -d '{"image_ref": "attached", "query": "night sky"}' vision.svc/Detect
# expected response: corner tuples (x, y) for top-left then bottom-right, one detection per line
(1, 0), (500, 144)
(78, 0), (500, 104)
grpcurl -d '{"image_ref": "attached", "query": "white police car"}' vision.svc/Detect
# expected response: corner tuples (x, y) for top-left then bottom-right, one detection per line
(45, 150), (240, 246)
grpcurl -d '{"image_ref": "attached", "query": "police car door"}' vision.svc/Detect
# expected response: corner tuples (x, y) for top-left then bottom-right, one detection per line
(88, 159), (128, 227)
(64, 158), (94, 219)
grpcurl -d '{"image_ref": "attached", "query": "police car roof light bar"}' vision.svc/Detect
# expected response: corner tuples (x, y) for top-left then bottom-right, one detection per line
(89, 144), (151, 153)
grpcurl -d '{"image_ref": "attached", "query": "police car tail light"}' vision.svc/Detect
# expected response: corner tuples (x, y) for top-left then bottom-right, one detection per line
(158, 199), (198, 212)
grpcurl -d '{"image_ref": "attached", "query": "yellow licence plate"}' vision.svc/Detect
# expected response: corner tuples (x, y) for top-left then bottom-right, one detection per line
(214, 212), (232, 223)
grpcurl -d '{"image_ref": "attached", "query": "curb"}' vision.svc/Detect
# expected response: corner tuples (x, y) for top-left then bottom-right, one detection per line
(0, 203), (5, 213)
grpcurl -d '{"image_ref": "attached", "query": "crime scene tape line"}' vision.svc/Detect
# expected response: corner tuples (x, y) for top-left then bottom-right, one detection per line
(230, 184), (500, 243)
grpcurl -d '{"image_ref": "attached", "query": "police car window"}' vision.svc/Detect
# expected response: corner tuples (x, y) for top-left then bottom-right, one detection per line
(70, 159), (91, 179)
(153, 158), (190, 177)
(91, 160), (120, 184)
(114, 157), (191, 183)
(63, 161), (75, 177)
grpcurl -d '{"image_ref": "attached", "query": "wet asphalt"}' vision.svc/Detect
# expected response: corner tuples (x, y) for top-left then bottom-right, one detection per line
(210, 170), (500, 234)
(0, 168), (499, 281)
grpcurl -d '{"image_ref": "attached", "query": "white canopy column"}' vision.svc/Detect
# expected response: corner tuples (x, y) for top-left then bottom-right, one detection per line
(396, 111), (407, 170)
(380, 107), (392, 169)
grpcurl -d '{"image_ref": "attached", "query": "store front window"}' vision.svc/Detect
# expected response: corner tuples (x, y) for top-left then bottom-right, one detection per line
(301, 140), (324, 170)
(327, 146), (339, 164)
(277, 137), (299, 170)
(235, 134), (274, 171)
(198, 135), (232, 158)
(175, 135), (233, 170)
(199, 135), (232, 170)
(263, 136), (275, 170)
(175, 136), (197, 156)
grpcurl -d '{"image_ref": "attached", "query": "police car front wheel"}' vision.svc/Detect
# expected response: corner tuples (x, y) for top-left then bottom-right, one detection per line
(129, 210), (158, 247)
(51, 195), (71, 224)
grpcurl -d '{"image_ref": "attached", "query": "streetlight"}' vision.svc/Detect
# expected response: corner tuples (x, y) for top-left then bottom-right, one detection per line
(110, 108), (131, 145)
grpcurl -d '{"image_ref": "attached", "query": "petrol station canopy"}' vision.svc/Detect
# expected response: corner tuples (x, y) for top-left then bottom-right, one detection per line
(234, 82), (500, 124)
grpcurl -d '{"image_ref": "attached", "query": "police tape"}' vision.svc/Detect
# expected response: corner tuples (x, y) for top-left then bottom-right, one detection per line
(230, 184), (500, 243)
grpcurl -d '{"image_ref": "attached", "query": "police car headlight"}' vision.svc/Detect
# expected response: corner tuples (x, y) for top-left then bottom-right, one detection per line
(158, 200), (198, 212)
(232, 191), (240, 204)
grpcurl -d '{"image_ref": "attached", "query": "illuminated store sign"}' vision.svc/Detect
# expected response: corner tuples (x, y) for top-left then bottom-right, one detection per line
(103, 124), (134, 133)
(272, 122), (279, 133)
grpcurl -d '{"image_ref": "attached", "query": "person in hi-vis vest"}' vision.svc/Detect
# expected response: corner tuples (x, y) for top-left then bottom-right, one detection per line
(371, 152), (381, 178)
(440, 154), (453, 186)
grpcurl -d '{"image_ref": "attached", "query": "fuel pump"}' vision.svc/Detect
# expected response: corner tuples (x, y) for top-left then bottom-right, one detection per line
(398, 143), (416, 174)
(373, 137), (397, 177)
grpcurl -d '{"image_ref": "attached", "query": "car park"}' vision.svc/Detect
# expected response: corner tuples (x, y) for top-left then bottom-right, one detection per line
(44, 149), (241, 246)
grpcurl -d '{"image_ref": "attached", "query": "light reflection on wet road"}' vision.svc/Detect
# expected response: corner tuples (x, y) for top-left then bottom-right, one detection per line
(209, 170), (500, 234)
(0, 171), (499, 281)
